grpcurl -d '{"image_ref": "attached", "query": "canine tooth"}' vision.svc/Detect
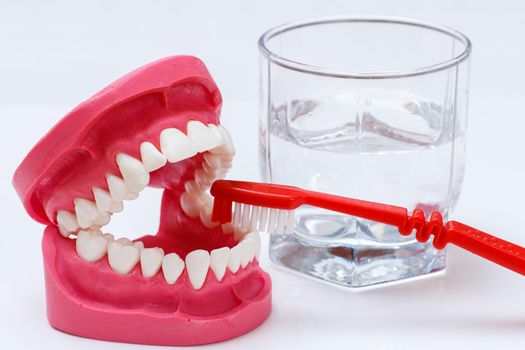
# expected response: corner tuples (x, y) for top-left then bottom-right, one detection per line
(180, 192), (201, 218)
(210, 247), (230, 282)
(133, 241), (145, 250)
(227, 245), (241, 273)
(93, 212), (111, 226)
(140, 142), (167, 172)
(160, 128), (197, 163)
(92, 187), (113, 212)
(162, 253), (185, 285)
(203, 152), (222, 168)
(239, 239), (254, 268)
(194, 168), (214, 188)
(185, 250), (210, 290)
(76, 230), (108, 262)
(56, 210), (79, 235)
(140, 247), (164, 278)
(106, 174), (128, 202)
(107, 241), (140, 274)
(187, 121), (223, 152)
(116, 153), (150, 192)
(74, 198), (99, 229)
(244, 232), (261, 260)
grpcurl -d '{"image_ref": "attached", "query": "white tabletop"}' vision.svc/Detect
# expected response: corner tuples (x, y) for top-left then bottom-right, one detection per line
(2, 1), (525, 349)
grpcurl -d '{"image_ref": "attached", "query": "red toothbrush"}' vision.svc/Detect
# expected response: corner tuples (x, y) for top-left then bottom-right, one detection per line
(211, 179), (525, 276)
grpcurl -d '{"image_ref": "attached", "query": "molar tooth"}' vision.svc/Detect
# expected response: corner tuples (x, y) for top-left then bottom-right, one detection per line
(140, 142), (167, 172)
(133, 241), (145, 250)
(203, 152), (222, 168)
(184, 180), (204, 196)
(108, 200), (123, 213)
(187, 121), (223, 152)
(76, 230), (108, 262)
(107, 240), (140, 274)
(180, 192), (201, 218)
(74, 198), (99, 229)
(140, 247), (164, 278)
(123, 191), (139, 200)
(210, 247), (230, 282)
(162, 253), (185, 285)
(115, 237), (132, 246)
(227, 245), (241, 273)
(103, 233), (115, 241)
(56, 210), (79, 236)
(106, 174), (129, 202)
(160, 128), (197, 163)
(185, 249), (210, 290)
(194, 168), (214, 188)
(116, 153), (150, 192)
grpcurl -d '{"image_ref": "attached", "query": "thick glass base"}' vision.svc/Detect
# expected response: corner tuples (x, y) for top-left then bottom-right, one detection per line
(269, 214), (446, 287)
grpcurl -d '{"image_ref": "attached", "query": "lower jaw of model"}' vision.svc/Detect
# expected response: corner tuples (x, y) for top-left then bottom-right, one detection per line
(45, 120), (271, 345)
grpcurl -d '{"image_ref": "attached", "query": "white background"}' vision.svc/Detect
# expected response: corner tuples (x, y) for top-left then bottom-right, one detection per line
(2, 0), (525, 349)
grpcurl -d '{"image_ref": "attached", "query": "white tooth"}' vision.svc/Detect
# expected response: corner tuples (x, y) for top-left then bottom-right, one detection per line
(115, 237), (132, 246)
(140, 247), (164, 278)
(59, 226), (70, 237)
(92, 187), (113, 213)
(103, 233), (115, 241)
(202, 161), (218, 175)
(239, 238), (255, 268)
(133, 241), (144, 250)
(93, 212), (111, 226)
(180, 192), (201, 218)
(207, 123), (224, 141)
(194, 168), (214, 188)
(116, 153), (150, 193)
(76, 230), (108, 262)
(210, 125), (235, 156)
(107, 241), (140, 274)
(221, 223), (234, 234)
(123, 191), (139, 201)
(160, 128), (198, 163)
(74, 198), (99, 229)
(185, 249), (210, 290)
(108, 200), (123, 213)
(244, 231), (261, 261)
(203, 152), (222, 168)
(106, 174), (129, 202)
(187, 121), (223, 152)
(210, 247), (230, 282)
(184, 180), (204, 196)
(56, 210), (79, 235)
(227, 245), (241, 273)
(162, 253), (185, 285)
(199, 202), (219, 228)
(140, 142), (167, 172)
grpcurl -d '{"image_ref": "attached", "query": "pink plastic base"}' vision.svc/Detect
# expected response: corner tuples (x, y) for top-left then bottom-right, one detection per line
(43, 226), (272, 345)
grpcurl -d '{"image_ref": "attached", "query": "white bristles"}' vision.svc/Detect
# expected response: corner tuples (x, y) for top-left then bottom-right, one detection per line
(229, 202), (295, 235)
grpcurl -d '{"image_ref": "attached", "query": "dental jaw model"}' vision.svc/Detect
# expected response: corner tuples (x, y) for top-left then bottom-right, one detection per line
(12, 56), (271, 345)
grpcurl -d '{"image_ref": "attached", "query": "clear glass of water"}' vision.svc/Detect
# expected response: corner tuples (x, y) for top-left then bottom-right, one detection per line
(258, 17), (471, 287)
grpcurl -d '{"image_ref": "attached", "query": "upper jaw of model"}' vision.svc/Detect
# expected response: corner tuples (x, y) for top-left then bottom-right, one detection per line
(12, 56), (271, 345)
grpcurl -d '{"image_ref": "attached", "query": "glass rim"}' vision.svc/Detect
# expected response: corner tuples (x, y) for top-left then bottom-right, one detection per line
(258, 16), (472, 79)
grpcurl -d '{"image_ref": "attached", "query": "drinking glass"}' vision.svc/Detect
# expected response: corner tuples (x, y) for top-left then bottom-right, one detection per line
(258, 17), (471, 287)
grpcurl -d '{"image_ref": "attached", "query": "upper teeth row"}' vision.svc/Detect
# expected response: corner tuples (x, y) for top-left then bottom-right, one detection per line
(76, 228), (260, 290)
(56, 121), (235, 236)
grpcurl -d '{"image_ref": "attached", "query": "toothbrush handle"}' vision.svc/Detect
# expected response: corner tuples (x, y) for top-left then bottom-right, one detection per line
(303, 191), (525, 275)
(445, 221), (525, 276)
